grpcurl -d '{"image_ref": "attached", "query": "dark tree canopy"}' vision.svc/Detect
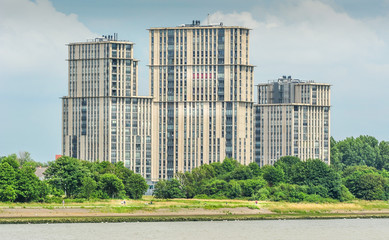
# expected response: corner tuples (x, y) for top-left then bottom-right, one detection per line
(153, 179), (185, 199)
(1, 135), (388, 203)
(333, 136), (389, 170)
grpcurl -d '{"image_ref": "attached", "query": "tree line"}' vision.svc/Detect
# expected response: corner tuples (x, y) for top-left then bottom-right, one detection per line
(0, 155), (148, 202)
(0, 135), (388, 202)
(153, 136), (389, 201)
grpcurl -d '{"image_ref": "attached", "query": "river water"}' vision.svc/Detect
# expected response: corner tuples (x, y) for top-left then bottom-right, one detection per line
(0, 218), (388, 240)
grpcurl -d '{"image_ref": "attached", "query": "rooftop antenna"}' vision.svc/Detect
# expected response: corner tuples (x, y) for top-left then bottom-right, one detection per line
(207, 13), (210, 25)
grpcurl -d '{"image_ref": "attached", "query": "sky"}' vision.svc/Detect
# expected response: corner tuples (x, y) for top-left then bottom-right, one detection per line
(0, 0), (388, 163)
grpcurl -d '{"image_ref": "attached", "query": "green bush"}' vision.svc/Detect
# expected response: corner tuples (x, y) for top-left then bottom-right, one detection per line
(153, 179), (186, 199)
(209, 194), (228, 199)
(193, 194), (209, 199)
(339, 184), (355, 202)
(303, 194), (325, 203)
(227, 180), (242, 198)
(44, 196), (64, 204)
(256, 187), (270, 200)
(0, 186), (17, 202)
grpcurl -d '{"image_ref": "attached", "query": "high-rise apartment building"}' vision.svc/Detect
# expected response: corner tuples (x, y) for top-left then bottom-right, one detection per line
(254, 76), (331, 166)
(62, 22), (331, 184)
(148, 21), (254, 180)
(62, 35), (153, 179)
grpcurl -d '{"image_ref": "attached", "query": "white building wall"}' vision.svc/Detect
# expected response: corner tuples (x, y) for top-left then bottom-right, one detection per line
(255, 77), (330, 166)
(62, 37), (153, 180)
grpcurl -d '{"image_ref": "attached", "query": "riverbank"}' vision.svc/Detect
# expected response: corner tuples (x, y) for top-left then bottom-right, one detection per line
(1, 198), (388, 224)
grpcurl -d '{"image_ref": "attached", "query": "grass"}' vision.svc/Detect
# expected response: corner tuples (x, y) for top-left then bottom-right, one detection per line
(91, 197), (260, 213)
(260, 200), (389, 214)
(1, 212), (389, 224)
(0, 197), (388, 223)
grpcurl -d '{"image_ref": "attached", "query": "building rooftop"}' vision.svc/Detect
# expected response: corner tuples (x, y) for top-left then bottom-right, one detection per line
(257, 76), (330, 86)
(68, 33), (133, 45)
(148, 20), (251, 30)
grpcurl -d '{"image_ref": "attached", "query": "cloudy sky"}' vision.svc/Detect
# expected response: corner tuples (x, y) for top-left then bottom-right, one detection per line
(1, 0), (388, 162)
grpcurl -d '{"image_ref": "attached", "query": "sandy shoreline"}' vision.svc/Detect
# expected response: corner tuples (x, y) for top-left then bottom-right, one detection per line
(1, 206), (389, 223)
(1, 199), (388, 223)
(0, 206), (267, 218)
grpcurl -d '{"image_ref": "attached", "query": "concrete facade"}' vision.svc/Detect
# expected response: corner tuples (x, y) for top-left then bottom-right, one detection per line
(62, 23), (331, 183)
(255, 76), (331, 166)
(62, 35), (153, 179)
(148, 22), (254, 180)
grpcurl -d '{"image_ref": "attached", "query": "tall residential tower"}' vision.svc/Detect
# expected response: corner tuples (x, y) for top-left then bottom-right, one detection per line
(149, 21), (254, 179)
(254, 76), (331, 166)
(62, 22), (331, 183)
(62, 35), (153, 179)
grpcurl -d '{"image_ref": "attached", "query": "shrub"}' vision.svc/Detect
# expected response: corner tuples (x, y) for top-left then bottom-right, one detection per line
(339, 185), (355, 202)
(193, 194), (209, 199)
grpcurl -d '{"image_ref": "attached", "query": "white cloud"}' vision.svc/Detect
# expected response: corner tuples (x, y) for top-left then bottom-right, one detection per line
(0, 0), (96, 82)
(207, 0), (389, 140)
(0, 0), (96, 162)
(209, 1), (385, 66)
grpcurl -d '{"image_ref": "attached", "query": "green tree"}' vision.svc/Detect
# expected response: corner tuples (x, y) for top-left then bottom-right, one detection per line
(335, 136), (382, 169)
(339, 184), (355, 202)
(97, 161), (116, 174)
(0, 161), (17, 202)
(342, 165), (376, 179)
(36, 181), (50, 202)
(210, 162), (226, 176)
(0, 155), (49, 202)
(221, 158), (239, 173)
(261, 165), (285, 186)
(330, 137), (343, 170)
(248, 162), (261, 177)
(176, 171), (197, 198)
(79, 176), (97, 200)
(0, 154), (19, 170)
(203, 179), (229, 197)
(100, 173), (124, 198)
(176, 164), (216, 198)
(228, 165), (253, 180)
(0, 162), (16, 186)
(15, 165), (42, 202)
(227, 180), (242, 198)
(274, 156), (301, 183)
(127, 174), (148, 199)
(153, 179), (185, 199)
(268, 183), (309, 202)
(153, 180), (168, 198)
(378, 141), (389, 170)
(165, 179), (186, 198)
(44, 156), (90, 198)
(291, 159), (342, 199)
(111, 162), (137, 198)
(113, 162), (133, 179)
(307, 185), (329, 198)
(192, 164), (216, 181)
(0, 186), (17, 202)
(344, 170), (386, 200)
(238, 177), (267, 197)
